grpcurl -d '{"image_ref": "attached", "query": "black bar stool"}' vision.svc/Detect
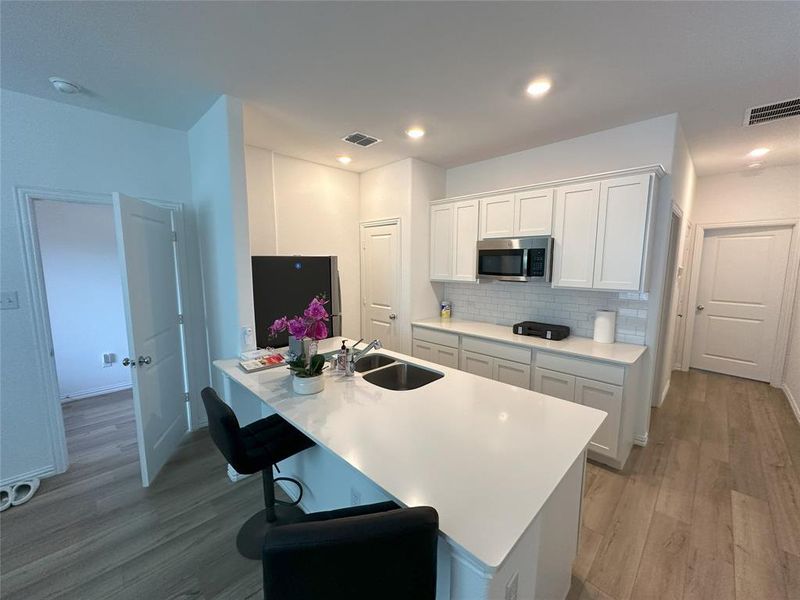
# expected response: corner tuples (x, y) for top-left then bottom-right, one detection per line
(262, 501), (439, 600)
(201, 387), (316, 560)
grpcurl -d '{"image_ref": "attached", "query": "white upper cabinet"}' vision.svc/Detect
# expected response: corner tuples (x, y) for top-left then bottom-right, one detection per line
(515, 188), (554, 236)
(552, 182), (601, 288)
(430, 203), (454, 280)
(452, 200), (480, 281)
(430, 199), (479, 282)
(479, 190), (554, 239)
(479, 194), (515, 239)
(593, 174), (652, 291)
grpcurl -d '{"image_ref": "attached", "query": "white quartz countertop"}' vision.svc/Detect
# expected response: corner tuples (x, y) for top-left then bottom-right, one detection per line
(413, 318), (647, 365)
(214, 341), (604, 569)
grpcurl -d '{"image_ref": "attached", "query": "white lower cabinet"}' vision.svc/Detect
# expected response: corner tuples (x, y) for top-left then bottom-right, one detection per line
(412, 339), (459, 369)
(575, 377), (622, 457)
(533, 355), (634, 469)
(493, 358), (531, 389)
(533, 367), (576, 402)
(461, 351), (530, 389)
(461, 350), (494, 379)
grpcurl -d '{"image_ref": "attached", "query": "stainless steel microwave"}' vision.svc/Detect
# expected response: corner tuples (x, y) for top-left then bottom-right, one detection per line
(476, 237), (553, 282)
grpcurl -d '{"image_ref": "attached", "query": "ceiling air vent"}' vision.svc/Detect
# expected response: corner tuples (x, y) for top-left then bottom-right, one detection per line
(744, 97), (800, 126)
(342, 132), (382, 147)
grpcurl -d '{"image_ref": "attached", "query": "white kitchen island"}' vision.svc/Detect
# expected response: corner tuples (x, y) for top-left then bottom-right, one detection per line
(214, 339), (604, 600)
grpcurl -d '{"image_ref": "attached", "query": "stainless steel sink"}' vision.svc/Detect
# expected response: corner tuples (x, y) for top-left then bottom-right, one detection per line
(362, 363), (443, 391)
(353, 354), (396, 373)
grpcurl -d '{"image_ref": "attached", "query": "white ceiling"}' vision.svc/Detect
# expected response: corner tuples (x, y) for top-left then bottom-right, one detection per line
(2, 1), (799, 176)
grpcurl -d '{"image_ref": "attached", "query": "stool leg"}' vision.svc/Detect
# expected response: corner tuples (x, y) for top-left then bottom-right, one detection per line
(262, 467), (277, 523)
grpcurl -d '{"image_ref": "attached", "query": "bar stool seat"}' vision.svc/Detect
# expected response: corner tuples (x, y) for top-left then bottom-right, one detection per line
(202, 387), (315, 560)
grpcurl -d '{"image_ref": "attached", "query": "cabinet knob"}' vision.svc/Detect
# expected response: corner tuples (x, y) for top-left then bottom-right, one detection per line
(696, 304), (705, 311)
(389, 313), (397, 320)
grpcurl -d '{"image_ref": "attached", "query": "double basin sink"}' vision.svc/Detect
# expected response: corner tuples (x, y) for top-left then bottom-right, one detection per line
(353, 354), (443, 391)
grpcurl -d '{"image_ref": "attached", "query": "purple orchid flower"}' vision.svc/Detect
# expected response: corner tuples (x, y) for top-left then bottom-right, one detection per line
(287, 316), (308, 339)
(303, 296), (329, 321)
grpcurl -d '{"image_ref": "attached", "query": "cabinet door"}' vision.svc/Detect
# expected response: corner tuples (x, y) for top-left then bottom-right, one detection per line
(452, 200), (479, 281)
(593, 174), (652, 291)
(432, 344), (460, 369)
(515, 188), (554, 236)
(494, 358), (531, 389)
(461, 350), (494, 379)
(479, 194), (515, 239)
(412, 340), (435, 362)
(552, 182), (600, 288)
(575, 377), (622, 458)
(430, 204), (453, 280)
(533, 367), (576, 402)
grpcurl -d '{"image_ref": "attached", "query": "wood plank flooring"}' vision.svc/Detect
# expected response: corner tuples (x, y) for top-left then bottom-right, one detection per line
(1, 372), (799, 599)
(569, 370), (800, 600)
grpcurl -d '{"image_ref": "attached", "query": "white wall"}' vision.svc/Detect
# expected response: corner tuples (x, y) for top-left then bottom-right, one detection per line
(0, 90), (201, 485)
(361, 158), (445, 353)
(445, 114), (678, 197)
(35, 200), (131, 400)
(245, 145), (277, 255)
(188, 96), (253, 395)
(271, 153), (361, 340)
(692, 164), (800, 224)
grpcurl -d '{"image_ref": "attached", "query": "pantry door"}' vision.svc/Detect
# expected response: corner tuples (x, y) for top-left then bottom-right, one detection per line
(360, 220), (402, 352)
(690, 225), (792, 381)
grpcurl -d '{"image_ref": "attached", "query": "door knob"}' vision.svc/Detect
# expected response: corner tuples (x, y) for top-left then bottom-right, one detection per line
(138, 355), (152, 366)
(122, 357), (135, 367)
(696, 304), (705, 311)
(389, 313), (397, 320)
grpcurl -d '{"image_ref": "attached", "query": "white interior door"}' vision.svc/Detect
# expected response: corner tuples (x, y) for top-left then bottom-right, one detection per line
(360, 221), (401, 351)
(690, 225), (792, 381)
(114, 193), (188, 486)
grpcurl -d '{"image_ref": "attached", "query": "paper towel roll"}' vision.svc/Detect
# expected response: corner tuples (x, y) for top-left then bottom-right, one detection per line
(593, 310), (617, 344)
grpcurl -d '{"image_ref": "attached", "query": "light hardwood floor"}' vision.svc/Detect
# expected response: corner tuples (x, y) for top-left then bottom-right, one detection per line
(568, 370), (800, 600)
(1, 372), (799, 599)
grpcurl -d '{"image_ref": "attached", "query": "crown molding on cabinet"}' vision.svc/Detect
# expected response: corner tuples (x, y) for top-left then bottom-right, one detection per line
(430, 164), (666, 205)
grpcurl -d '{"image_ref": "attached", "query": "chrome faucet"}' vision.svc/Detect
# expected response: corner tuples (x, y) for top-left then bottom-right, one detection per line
(347, 339), (382, 375)
(352, 339), (382, 361)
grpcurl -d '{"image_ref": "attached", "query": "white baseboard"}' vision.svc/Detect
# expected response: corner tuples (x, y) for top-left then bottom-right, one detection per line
(226, 464), (251, 482)
(782, 384), (800, 425)
(0, 464), (58, 487)
(633, 432), (648, 447)
(61, 383), (132, 402)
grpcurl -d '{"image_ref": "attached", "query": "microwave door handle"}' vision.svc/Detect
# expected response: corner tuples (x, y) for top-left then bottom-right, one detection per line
(520, 249), (529, 278)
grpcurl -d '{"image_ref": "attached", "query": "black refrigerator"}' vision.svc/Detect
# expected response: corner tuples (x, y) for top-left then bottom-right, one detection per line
(252, 256), (342, 349)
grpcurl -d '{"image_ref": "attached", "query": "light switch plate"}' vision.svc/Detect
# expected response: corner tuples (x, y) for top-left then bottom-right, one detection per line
(0, 291), (19, 310)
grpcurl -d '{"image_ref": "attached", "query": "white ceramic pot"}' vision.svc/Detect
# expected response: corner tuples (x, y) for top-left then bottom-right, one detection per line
(292, 374), (325, 395)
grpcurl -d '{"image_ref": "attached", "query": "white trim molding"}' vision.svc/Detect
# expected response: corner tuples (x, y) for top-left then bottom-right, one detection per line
(782, 384), (800, 425)
(681, 218), (800, 387)
(633, 432), (649, 447)
(61, 383), (132, 403)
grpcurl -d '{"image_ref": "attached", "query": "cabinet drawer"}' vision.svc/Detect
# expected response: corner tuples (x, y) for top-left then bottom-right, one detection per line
(536, 352), (624, 386)
(412, 339), (459, 369)
(412, 327), (459, 349)
(461, 336), (531, 364)
(534, 367), (576, 402)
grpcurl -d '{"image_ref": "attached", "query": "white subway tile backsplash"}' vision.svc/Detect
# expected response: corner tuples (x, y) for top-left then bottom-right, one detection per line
(443, 281), (648, 345)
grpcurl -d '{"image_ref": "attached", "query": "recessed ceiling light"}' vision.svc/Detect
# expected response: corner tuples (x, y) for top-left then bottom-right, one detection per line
(747, 147), (770, 158)
(526, 78), (552, 98)
(747, 162), (764, 169)
(337, 156), (352, 165)
(48, 76), (81, 94)
(406, 127), (425, 139)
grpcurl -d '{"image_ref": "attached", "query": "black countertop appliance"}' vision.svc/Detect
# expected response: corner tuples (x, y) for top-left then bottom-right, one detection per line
(512, 321), (570, 341)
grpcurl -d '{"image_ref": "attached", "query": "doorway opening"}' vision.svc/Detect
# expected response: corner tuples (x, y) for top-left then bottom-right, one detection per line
(18, 189), (192, 488)
(32, 198), (140, 483)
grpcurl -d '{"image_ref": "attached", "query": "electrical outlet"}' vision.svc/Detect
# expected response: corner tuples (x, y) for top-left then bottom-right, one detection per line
(350, 488), (361, 506)
(0, 291), (19, 310)
(505, 572), (519, 600)
(102, 353), (116, 368)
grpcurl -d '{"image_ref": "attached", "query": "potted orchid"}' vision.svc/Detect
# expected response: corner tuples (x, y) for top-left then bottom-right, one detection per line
(269, 295), (330, 394)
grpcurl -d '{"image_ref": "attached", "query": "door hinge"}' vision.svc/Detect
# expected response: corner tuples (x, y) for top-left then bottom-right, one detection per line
(184, 392), (190, 402)
(171, 230), (178, 242)
(177, 314), (184, 324)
